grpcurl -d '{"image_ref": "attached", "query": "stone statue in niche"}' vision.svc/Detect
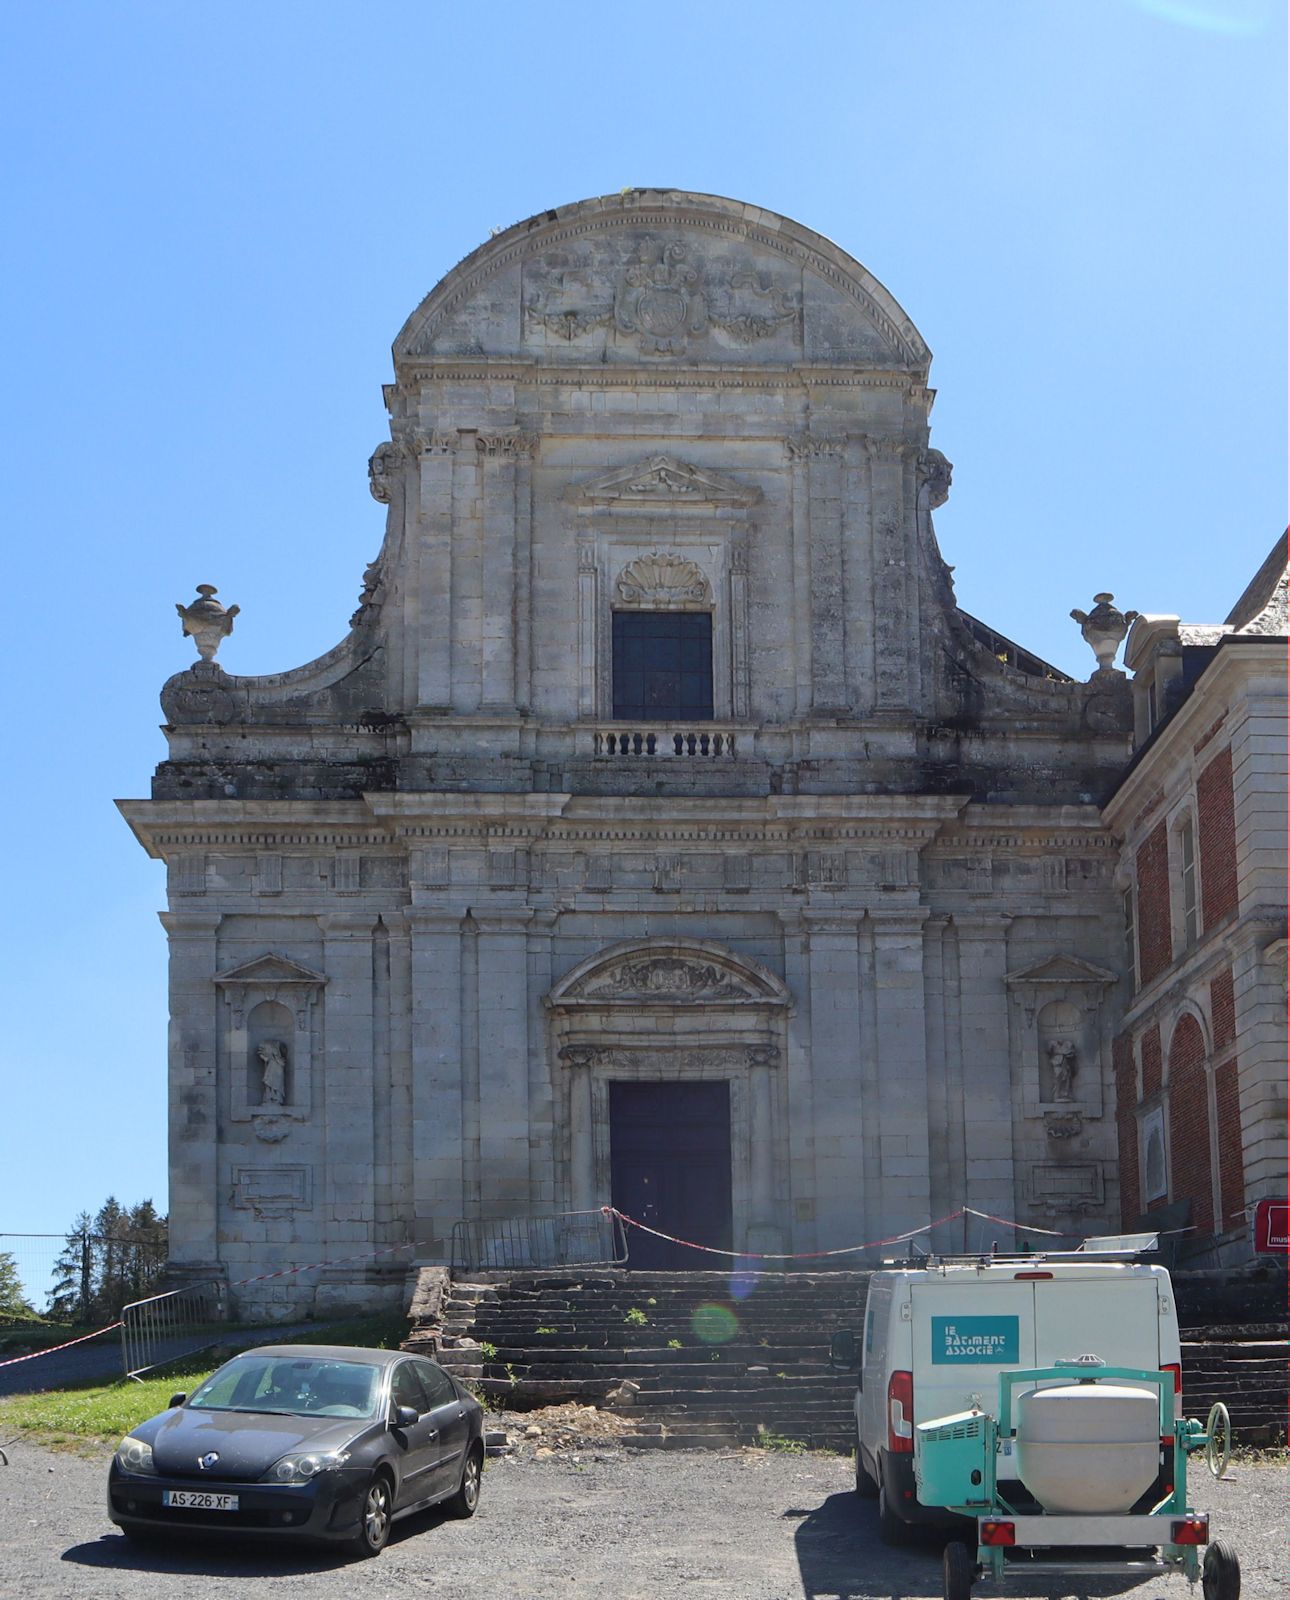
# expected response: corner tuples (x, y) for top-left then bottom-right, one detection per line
(257, 1040), (288, 1106)
(1047, 1038), (1077, 1102)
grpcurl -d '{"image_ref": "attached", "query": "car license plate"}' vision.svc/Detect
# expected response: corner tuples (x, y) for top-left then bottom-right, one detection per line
(162, 1490), (239, 1511)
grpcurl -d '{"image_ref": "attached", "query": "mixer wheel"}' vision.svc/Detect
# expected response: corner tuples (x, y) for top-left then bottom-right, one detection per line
(1205, 1403), (1232, 1480)
(1202, 1538), (1240, 1600)
(943, 1540), (975, 1600)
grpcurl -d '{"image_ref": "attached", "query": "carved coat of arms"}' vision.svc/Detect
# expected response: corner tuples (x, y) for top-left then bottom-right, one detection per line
(613, 240), (707, 354)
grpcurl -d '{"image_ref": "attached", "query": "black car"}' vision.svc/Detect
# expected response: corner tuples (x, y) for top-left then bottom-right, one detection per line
(108, 1344), (485, 1557)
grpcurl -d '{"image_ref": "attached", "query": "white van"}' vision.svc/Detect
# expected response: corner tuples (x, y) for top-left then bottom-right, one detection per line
(829, 1242), (1182, 1543)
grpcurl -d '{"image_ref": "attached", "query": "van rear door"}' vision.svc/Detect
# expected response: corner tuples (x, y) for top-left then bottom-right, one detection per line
(910, 1278), (1037, 1427)
(1033, 1273), (1162, 1391)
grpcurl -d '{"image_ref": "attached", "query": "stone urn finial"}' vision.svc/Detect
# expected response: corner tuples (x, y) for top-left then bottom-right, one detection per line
(1070, 592), (1138, 675)
(176, 584), (239, 663)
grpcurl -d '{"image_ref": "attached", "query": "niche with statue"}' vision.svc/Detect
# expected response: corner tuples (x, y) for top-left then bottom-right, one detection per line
(1005, 953), (1116, 1138)
(214, 952), (326, 1139)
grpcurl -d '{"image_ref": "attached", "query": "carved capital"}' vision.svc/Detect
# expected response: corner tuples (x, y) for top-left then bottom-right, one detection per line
(864, 436), (913, 465)
(477, 430), (539, 459)
(786, 435), (845, 461)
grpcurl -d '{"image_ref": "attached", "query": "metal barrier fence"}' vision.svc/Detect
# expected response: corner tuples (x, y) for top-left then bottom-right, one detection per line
(450, 1209), (628, 1272)
(121, 1278), (228, 1379)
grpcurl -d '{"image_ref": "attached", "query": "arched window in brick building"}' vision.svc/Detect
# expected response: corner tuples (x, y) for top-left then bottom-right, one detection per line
(1165, 1013), (1213, 1235)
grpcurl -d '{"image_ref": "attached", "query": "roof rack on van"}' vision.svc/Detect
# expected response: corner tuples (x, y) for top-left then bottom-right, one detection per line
(880, 1233), (1162, 1269)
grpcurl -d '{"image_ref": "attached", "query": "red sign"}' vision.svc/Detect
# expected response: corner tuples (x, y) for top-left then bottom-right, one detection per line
(1253, 1199), (1289, 1253)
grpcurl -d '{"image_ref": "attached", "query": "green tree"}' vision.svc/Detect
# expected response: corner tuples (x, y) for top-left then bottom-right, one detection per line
(47, 1201), (169, 1322)
(0, 1251), (36, 1320)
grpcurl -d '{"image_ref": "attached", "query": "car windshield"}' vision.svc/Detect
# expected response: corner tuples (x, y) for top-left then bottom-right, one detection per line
(187, 1355), (381, 1418)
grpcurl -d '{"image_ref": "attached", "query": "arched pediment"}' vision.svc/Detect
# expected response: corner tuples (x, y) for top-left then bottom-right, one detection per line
(394, 190), (929, 373)
(547, 938), (790, 1008)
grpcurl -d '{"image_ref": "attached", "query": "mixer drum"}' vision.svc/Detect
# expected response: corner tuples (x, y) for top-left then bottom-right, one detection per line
(1014, 1383), (1160, 1514)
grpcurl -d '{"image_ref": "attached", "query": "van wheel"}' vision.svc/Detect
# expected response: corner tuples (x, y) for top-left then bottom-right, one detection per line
(943, 1541), (975, 1600)
(854, 1446), (879, 1499)
(877, 1477), (911, 1545)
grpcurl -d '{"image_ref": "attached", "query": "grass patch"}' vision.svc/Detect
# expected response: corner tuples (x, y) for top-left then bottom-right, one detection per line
(0, 1310), (409, 1451)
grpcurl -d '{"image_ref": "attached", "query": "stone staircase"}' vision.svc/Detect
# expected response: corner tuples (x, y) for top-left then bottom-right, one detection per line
(404, 1269), (1286, 1451)
(408, 1269), (870, 1451)
(1179, 1325), (1288, 1446)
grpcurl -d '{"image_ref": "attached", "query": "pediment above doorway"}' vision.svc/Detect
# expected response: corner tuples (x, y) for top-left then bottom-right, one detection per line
(547, 938), (789, 1009)
(564, 455), (761, 508)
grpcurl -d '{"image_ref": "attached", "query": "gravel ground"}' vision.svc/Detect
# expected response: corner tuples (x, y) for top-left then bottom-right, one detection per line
(0, 1436), (1283, 1600)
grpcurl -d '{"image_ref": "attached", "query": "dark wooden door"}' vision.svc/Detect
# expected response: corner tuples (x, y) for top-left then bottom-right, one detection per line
(609, 1081), (732, 1271)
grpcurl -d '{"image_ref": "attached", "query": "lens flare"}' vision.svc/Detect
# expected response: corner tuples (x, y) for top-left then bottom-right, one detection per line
(729, 1266), (761, 1302)
(691, 1302), (739, 1345)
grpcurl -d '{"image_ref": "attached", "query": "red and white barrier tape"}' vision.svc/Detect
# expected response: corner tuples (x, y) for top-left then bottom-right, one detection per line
(0, 1320), (123, 1370)
(602, 1203), (1071, 1262)
(0, 1243), (415, 1370)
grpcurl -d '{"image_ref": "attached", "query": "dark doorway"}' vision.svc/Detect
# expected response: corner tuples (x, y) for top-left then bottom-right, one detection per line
(609, 1080), (732, 1271)
(611, 610), (714, 721)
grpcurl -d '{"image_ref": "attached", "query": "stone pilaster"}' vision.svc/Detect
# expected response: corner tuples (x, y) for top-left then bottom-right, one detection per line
(417, 432), (456, 711)
(473, 909), (534, 1213)
(478, 434), (520, 712)
(871, 908), (933, 1237)
(577, 544), (598, 718)
(159, 910), (222, 1268)
(777, 911), (816, 1251)
(408, 908), (466, 1258)
(866, 438), (913, 713)
(321, 913), (378, 1248)
(803, 910), (866, 1247)
(954, 914), (1016, 1230)
(792, 437), (848, 714)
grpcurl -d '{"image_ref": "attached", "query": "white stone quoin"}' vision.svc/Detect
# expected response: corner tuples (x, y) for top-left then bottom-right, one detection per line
(120, 191), (1149, 1316)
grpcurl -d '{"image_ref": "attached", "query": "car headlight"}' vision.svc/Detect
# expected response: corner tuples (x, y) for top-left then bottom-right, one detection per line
(115, 1436), (157, 1476)
(266, 1450), (351, 1485)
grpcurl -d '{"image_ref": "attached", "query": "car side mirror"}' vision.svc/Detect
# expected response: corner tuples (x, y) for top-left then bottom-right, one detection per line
(394, 1405), (419, 1428)
(168, 1393), (187, 1409)
(829, 1330), (858, 1370)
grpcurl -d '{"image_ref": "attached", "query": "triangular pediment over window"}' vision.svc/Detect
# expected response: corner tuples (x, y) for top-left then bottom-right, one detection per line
(213, 954), (328, 988)
(1004, 954), (1117, 988)
(566, 455), (761, 507)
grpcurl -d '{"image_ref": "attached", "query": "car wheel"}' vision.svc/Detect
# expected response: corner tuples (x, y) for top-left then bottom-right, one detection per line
(854, 1445), (879, 1499)
(877, 1475), (911, 1545)
(943, 1540), (975, 1600)
(350, 1472), (394, 1558)
(1202, 1539), (1240, 1600)
(445, 1443), (483, 1518)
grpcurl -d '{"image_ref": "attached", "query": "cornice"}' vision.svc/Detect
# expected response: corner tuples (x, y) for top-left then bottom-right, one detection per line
(390, 361), (915, 393)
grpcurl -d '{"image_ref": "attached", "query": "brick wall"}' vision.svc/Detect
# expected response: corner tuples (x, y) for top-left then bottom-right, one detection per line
(1166, 1014), (1213, 1236)
(1214, 1058), (1246, 1231)
(1210, 968), (1235, 1052)
(1141, 1024), (1162, 1098)
(1113, 1032), (1140, 1228)
(1197, 745), (1238, 929)
(1135, 822), (1172, 986)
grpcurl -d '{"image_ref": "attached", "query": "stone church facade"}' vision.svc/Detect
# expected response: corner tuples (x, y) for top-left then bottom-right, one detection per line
(121, 191), (1142, 1317)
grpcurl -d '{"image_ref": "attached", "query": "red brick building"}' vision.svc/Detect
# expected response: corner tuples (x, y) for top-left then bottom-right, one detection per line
(1104, 536), (1287, 1265)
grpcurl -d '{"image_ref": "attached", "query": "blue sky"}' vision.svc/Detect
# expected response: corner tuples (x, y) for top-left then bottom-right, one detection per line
(0, 1), (1283, 1294)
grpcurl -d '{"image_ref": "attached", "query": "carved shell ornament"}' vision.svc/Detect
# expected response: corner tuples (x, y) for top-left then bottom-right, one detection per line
(616, 552), (712, 609)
